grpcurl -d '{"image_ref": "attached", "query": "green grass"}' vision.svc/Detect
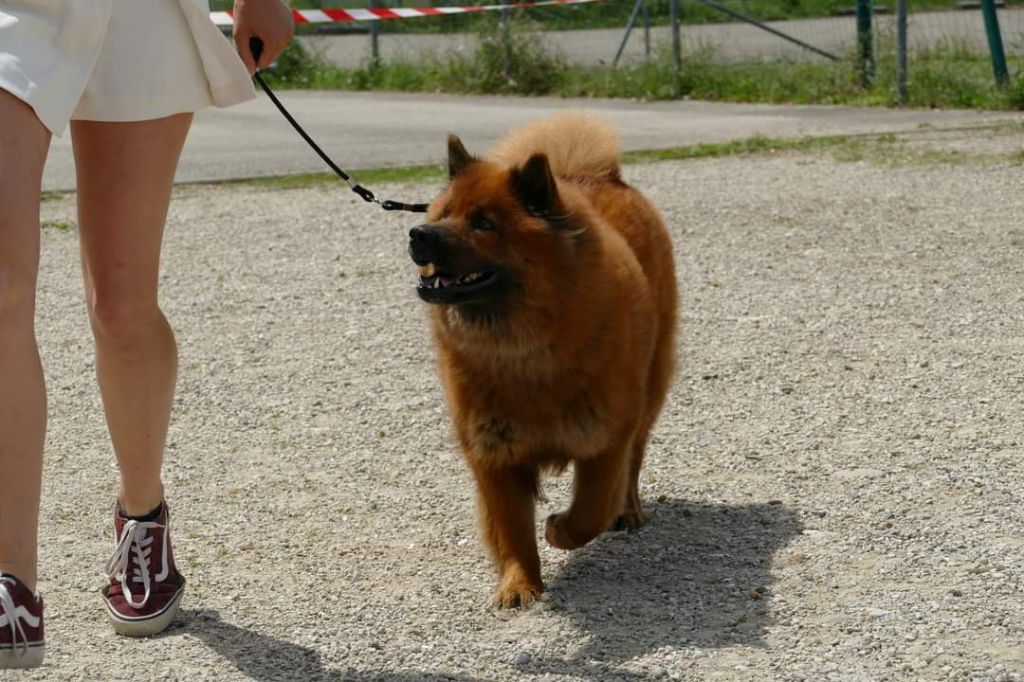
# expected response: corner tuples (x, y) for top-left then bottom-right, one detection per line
(212, 0), (1024, 32)
(622, 134), (858, 163)
(192, 164), (445, 193)
(216, 137), (852, 194)
(263, 35), (1024, 110)
(210, 127), (1023, 195)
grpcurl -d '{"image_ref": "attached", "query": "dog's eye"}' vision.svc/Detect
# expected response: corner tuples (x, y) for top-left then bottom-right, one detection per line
(471, 213), (495, 232)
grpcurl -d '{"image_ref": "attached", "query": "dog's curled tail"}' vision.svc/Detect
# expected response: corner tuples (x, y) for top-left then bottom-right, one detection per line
(488, 110), (622, 181)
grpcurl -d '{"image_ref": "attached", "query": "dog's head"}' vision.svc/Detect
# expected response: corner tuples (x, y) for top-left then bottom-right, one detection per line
(409, 136), (585, 326)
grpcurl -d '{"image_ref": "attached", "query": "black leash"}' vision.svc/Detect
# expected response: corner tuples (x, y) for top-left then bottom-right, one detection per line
(249, 37), (428, 213)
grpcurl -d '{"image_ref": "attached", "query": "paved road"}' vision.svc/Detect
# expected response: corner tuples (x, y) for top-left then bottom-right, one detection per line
(299, 7), (1024, 67)
(41, 92), (1022, 191)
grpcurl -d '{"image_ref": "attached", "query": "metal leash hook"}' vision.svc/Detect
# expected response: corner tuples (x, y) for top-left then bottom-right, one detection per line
(248, 37), (428, 213)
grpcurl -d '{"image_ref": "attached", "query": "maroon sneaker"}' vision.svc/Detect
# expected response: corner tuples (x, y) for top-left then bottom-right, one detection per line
(0, 573), (44, 669)
(102, 502), (186, 637)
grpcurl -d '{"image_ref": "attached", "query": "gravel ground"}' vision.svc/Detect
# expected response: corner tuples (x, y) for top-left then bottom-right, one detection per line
(23, 127), (1024, 681)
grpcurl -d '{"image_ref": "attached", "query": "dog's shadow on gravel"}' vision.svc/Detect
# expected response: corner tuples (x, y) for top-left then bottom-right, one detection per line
(538, 497), (802, 674)
(168, 610), (484, 682)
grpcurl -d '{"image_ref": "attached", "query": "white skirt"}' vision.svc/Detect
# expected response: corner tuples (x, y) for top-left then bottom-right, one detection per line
(0, 0), (255, 136)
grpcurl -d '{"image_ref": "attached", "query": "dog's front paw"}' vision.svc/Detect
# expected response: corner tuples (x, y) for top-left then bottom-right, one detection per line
(492, 573), (542, 609)
(545, 512), (585, 550)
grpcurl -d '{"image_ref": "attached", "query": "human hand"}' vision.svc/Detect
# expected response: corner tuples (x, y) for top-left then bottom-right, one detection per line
(232, 0), (295, 75)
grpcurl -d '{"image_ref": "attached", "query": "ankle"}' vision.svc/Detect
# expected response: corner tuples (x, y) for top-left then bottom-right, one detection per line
(118, 486), (165, 518)
(0, 568), (37, 595)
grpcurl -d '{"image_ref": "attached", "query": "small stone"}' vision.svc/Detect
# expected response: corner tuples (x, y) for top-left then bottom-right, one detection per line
(514, 651), (532, 667)
(950, 589), (963, 597)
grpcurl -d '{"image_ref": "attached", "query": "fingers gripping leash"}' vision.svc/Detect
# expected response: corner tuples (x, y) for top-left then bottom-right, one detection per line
(248, 37), (428, 213)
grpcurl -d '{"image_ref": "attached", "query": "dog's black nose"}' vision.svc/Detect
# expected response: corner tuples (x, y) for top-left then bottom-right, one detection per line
(409, 225), (445, 265)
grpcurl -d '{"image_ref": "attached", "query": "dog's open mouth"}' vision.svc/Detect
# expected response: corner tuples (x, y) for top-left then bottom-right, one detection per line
(417, 263), (499, 302)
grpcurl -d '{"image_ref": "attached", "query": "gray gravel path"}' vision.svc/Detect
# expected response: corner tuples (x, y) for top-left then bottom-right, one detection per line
(25, 125), (1024, 681)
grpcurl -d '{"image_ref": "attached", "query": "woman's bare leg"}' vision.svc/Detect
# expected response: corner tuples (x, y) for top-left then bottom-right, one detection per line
(70, 113), (192, 516)
(0, 92), (51, 593)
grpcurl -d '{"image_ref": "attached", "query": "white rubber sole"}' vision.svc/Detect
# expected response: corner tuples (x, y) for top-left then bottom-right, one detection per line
(105, 587), (184, 638)
(0, 644), (45, 669)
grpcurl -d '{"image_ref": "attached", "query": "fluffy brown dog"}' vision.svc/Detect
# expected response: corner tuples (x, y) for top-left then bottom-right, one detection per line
(408, 112), (677, 608)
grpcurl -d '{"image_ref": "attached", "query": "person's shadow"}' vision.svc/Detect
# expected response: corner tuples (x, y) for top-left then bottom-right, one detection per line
(164, 610), (484, 682)
(532, 497), (802, 678)
(165, 497), (800, 681)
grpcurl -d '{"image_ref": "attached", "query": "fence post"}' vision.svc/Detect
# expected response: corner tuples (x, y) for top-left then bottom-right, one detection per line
(613, 0), (645, 68)
(896, 0), (907, 102)
(369, 0), (381, 69)
(670, 0), (682, 96)
(856, 0), (874, 86)
(643, 0), (651, 61)
(501, 7), (512, 80)
(980, 0), (1010, 89)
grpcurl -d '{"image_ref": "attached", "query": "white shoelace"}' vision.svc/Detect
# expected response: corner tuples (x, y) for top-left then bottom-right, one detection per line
(0, 578), (34, 656)
(104, 520), (162, 609)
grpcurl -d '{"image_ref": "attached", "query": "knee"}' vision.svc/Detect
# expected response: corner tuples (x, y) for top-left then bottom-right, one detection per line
(0, 265), (36, 331)
(87, 293), (165, 351)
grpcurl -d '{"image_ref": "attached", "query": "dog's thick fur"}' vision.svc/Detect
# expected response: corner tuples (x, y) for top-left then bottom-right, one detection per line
(411, 111), (677, 608)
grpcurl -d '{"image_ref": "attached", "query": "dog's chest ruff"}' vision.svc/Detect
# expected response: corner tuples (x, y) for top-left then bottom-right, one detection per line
(462, 387), (611, 465)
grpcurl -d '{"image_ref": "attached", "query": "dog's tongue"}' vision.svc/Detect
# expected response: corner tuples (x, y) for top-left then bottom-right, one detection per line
(439, 275), (454, 288)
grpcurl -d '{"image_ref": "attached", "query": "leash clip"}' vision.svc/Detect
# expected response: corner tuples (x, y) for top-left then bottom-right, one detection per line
(351, 185), (376, 204)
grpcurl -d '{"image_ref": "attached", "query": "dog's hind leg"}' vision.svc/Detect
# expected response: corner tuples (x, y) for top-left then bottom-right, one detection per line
(614, 317), (676, 532)
(470, 461), (543, 609)
(545, 436), (631, 550)
(613, 432), (652, 532)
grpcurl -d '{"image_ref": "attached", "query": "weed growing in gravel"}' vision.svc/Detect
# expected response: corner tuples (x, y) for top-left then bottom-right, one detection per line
(41, 219), (75, 231)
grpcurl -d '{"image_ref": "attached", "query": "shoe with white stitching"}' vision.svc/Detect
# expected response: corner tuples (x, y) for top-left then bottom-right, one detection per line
(102, 501), (185, 637)
(0, 573), (44, 669)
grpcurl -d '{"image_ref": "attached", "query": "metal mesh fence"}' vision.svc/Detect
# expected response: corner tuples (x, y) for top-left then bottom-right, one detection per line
(213, 0), (1024, 96)
(871, 1), (1024, 55)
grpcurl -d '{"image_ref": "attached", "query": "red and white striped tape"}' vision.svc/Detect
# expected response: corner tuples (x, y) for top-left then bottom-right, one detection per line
(210, 0), (602, 25)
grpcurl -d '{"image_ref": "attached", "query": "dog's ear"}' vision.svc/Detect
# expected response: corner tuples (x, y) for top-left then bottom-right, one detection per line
(448, 135), (475, 179)
(512, 153), (560, 218)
